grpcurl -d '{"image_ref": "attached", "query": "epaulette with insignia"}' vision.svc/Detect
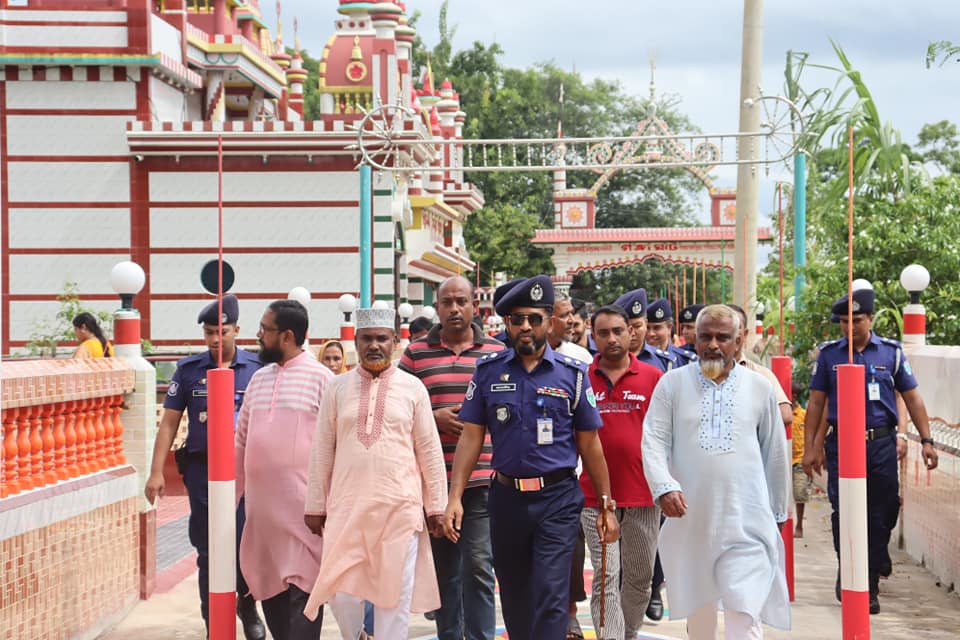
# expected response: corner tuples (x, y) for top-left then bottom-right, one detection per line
(817, 339), (842, 350)
(558, 355), (588, 371)
(476, 351), (501, 366)
(657, 348), (676, 361)
(878, 336), (903, 348)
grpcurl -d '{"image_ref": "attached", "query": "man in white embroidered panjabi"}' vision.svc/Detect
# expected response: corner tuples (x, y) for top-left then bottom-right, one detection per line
(303, 307), (448, 640)
(235, 300), (333, 640)
(641, 305), (791, 639)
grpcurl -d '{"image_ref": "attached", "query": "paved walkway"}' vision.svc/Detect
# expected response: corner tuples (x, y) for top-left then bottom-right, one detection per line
(100, 496), (960, 639)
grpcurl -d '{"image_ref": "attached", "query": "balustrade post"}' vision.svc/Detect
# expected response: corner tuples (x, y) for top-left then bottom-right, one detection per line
(2, 406), (20, 497)
(17, 404), (34, 491)
(65, 399), (80, 479)
(93, 395), (108, 470)
(54, 401), (69, 481)
(112, 394), (126, 465)
(75, 398), (90, 476)
(41, 402), (57, 486)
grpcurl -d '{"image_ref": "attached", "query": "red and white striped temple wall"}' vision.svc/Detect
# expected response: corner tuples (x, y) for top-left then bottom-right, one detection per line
(0, 0), (483, 353)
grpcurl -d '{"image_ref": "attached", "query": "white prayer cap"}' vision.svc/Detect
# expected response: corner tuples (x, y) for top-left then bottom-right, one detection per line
(356, 307), (396, 330)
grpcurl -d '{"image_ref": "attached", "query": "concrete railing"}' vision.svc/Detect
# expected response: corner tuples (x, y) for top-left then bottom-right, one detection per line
(898, 344), (960, 592)
(1, 359), (136, 497)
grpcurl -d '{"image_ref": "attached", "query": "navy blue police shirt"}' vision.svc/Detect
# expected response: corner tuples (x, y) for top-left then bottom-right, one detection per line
(163, 349), (262, 453)
(666, 343), (697, 367)
(809, 332), (918, 427)
(459, 344), (603, 478)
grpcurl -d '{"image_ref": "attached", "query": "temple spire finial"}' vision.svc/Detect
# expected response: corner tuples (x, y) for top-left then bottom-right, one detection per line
(294, 16), (300, 55)
(649, 55), (657, 102)
(275, 0), (283, 48)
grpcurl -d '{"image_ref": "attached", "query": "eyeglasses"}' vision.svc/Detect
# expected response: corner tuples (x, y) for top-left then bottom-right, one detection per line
(508, 313), (546, 327)
(259, 325), (281, 334)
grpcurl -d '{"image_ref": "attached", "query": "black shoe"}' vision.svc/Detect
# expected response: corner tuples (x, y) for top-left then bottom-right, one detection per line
(869, 592), (880, 614)
(237, 595), (266, 640)
(646, 589), (664, 621)
(869, 572), (880, 615)
(835, 570), (842, 602)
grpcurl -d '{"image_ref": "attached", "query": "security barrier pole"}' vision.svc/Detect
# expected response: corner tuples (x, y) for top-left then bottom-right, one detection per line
(838, 364), (870, 640)
(770, 355), (794, 601)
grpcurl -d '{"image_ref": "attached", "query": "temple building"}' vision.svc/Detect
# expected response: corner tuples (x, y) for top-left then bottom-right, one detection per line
(0, 0), (483, 353)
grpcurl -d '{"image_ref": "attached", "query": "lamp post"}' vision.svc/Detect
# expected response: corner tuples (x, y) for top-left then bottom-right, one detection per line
(288, 287), (311, 348)
(338, 294), (358, 367)
(398, 302), (414, 345)
(900, 264), (930, 345)
(109, 261), (146, 359)
(421, 305), (437, 324)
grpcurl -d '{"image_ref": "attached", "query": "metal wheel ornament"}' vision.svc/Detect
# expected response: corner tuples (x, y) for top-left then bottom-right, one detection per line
(353, 102), (418, 171)
(751, 95), (805, 171)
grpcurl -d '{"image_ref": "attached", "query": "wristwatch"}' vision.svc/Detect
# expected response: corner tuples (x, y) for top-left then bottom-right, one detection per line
(920, 437), (935, 446)
(896, 433), (909, 442)
(600, 495), (617, 511)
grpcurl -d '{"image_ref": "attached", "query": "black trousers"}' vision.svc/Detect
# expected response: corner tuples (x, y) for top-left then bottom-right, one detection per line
(261, 585), (323, 640)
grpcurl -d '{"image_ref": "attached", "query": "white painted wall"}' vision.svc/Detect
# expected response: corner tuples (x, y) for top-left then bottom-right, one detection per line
(5, 81), (136, 110)
(149, 252), (360, 295)
(149, 206), (359, 247)
(6, 115), (131, 156)
(149, 77), (188, 122)
(8, 208), (130, 248)
(1, 25), (127, 48)
(7, 162), (130, 202)
(148, 171), (359, 202)
(8, 299), (119, 344)
(9, 253), (131, 295)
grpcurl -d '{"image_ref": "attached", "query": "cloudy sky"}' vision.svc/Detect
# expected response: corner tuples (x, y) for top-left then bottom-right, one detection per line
(271, 1), (958, 214)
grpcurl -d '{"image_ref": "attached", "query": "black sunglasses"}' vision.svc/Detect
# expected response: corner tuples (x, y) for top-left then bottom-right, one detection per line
(508, 313), (546, 327)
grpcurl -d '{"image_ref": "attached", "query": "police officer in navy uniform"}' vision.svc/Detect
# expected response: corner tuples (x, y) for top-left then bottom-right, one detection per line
(802, 288), (939, 614)
(144, 295), (266, 639)
(677, 303), (705, 354)
(645, 298), (697, 368)
(613, 288), (673, 373)
(444, 275), (620, 640)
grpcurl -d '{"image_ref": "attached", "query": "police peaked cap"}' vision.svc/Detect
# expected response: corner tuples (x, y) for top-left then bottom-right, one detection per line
(679, 304), (705, 324)
(494, 275), (555, 316)
(492, 277), (526, 308)
(646, 298), (673, 322)
(613, 288), (648, 319)
(198, 294), (240, 325)
(830, 288), (874, 318)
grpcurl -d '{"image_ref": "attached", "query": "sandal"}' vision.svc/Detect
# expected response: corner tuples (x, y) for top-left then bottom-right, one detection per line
(565, 616), (585, 640)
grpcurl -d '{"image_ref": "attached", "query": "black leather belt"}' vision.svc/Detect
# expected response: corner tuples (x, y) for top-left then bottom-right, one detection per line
(495, 469), (573, 492)
(827, 424), (895, 441)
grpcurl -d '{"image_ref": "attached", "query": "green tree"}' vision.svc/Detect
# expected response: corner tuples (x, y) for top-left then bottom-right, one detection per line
(26, 282), (112, 357)
(926, 40), (960, 68)
(914, 120), (960, 174)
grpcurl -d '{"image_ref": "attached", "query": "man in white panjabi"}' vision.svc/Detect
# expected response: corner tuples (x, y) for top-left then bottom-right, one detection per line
(303, 307), (448, 640)
(642, 305), (791, 639)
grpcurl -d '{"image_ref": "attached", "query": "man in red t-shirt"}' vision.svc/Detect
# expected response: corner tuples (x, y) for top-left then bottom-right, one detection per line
(581, 304), (663, 639)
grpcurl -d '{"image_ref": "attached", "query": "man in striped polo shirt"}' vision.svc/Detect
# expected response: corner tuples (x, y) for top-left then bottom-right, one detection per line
(400, 275), (504, 640)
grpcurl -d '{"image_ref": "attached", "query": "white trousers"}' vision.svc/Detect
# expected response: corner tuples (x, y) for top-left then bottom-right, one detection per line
(687, 602), (763, 640)
(329, 535), (419, 640)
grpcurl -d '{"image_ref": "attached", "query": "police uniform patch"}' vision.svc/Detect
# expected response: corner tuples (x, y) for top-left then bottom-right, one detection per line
(530, 283), (544, 301)
(812, 362), (818, 376)
(632, 301), (643, 315)
(167, 381), (179, 397)
(586, 388), (597, 408)
(852, 300), (861, 312)
(465, 380), (476, 400)
(903, 361), (912, 376)
(655, 308), (664, 319)
(496, 405), (510, 423)
(199, 411), (207, 423)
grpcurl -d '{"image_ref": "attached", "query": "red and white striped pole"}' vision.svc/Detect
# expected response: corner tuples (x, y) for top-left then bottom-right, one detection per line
(208, 134), (236, 640)
(338, 294), (358, 368)
(770, 355), (795, 602)
(899, 265), (930, 346)
(838, 363), (870, 639)
(207, 368), (236, 640)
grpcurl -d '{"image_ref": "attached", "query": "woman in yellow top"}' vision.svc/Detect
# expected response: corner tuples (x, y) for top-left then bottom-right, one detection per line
(317, 339), (347, 374)
(72, 312), (114, 358)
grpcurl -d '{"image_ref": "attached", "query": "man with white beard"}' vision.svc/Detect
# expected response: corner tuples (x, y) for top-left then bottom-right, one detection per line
(641, 305), (791, 639)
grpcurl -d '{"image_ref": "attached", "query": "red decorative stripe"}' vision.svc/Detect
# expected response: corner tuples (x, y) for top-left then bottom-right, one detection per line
(837, 364), (867, 479)
(6, 155), (132, 163)
(207, 369), (236, 481)
(3, 109), (137, 116)
(903, 313), (925, 335)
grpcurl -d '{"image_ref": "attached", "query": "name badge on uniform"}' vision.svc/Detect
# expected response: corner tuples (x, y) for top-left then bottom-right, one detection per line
(491, 383), (517, 392)
(537, 417), (554, 445)
(868, 382), (881, 401)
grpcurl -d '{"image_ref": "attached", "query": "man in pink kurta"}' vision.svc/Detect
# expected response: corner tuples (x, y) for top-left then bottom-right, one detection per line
(304, 308), (448, 640)
(236, 300), (333, 640)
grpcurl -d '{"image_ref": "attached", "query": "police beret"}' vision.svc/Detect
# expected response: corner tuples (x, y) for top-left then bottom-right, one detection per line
(613, 288), (648, 319)
(830, 288), (874, 317)
(646, 298), (673, 322)
(679, 304), (705, 323)
(492, 277), (526, 308)
(197, 294), (239, 325)
(494, 275), (554, 315)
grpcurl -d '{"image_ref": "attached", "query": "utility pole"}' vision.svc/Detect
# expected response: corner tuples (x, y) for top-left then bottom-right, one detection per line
(734, 0), (764, 314)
